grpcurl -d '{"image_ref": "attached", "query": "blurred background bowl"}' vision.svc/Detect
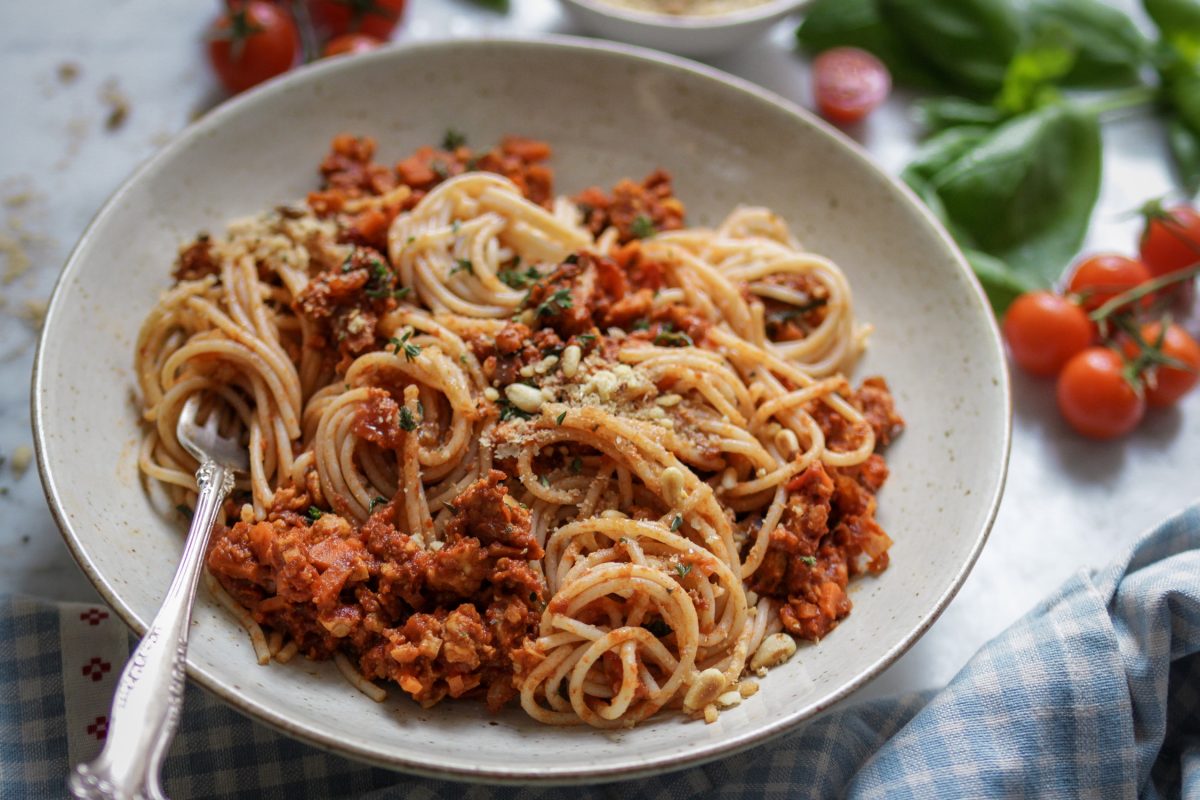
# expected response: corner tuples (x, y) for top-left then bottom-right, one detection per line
(558, 0), (810, 57)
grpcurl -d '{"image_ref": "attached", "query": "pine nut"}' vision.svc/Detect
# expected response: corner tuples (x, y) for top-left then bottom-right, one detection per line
(661, 466), (686, 507)
(504, 383), (544, 414)
(750, 633), (797, 671)
(561, 344), (582, 378)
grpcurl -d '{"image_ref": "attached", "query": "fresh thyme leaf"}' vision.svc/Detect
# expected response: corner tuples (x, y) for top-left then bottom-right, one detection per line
(442, 128), (467, 150)
(556, 411), (567, 425)
(394, 286), (412, 299)
(570, 456), (582, 474)
(498, 399), (534, 421)
(443, 501), (458, 513)
(536, 289), (574, 317)
(630, 214), (656, 239)
(654, 330), (693, 347)
(451, 258), (474, 276)
(632, 319), (650, 331)
(368, 496), (387, 513)
(538, 474), (550, 488)
(399, 407), (418, 431)
(576, 333), (597, 346)
(674, 561), (693, 578)
(306, 506), (323, 522)
(671, 514), (683, 532)
(801, 555), (817, 567)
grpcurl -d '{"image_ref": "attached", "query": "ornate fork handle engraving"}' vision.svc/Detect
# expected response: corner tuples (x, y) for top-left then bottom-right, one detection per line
(70, 459), (233, 800)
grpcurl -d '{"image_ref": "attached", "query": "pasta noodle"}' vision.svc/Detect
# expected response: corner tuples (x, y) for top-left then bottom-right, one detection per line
(136, 134), (903, 727)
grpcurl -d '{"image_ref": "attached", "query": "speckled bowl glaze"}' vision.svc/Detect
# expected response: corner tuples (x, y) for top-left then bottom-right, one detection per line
(33, 37), (1010, 783)
(557, 0), (809, 57)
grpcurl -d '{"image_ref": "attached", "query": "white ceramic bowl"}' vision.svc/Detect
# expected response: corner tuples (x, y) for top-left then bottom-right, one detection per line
(34, 36), (1009, 783)
(559, 0), (808, 57)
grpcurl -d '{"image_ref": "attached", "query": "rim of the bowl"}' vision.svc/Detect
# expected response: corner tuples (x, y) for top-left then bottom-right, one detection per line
(561, 0), (808, 29)
(32, 33), (1012, 785)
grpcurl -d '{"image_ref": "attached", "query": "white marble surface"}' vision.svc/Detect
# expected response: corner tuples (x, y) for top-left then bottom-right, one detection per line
(2, 0), (1197, 708)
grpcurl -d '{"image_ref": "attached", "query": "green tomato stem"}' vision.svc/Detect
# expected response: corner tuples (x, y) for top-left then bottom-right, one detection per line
(1080, 86), (1160, 118)
(1089, 262), (1200, 322)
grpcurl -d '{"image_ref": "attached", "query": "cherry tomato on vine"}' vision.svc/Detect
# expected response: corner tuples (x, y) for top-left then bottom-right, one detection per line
(1066, 254), (1152, 312)
(309, 0), (407, 39)
(812, 47), (892, 125)
(322, 33), (383, 58)
(1140, 204), (1200, 278)
(208, 1), (299, 94)
(1123, 323), (1200, 408)
(1056, 348), (1145, 439)
(1002, 291), (1093, 377)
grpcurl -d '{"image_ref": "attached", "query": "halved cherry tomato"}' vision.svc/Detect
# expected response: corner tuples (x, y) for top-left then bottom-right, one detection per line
(1123, 322), (1200, 408)
(1056, 347), (1145, 439)
(208, 1), (299, 94)
(1140, 204), (1200, 278)
(812, 47), (891, 125)
(309, 0), (406, 39)
(1066, 254), (1152, 312)
(1002, 291), (1093, 377)
(322, 33), (383, 58)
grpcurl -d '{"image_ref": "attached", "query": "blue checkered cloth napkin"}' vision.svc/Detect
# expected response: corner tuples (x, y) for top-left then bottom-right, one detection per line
(5, 502), (1200, 799)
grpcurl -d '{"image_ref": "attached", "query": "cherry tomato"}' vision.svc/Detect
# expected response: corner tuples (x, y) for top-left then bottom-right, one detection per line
(1001, 291), (1093, 377)
(1056, 347), (1145, 439)
(1066, 253), (1152, 312)
(309, 0), (406, 39)
(208, 1), (299, 94)
(1123, 323), (1200, 408)
(812, 47), (892, 125)
(1140, 204), (1200, 278)
(322, 33), (383, 58)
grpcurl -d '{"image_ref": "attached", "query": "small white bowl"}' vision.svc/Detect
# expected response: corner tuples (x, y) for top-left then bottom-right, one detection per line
(559, 0), (809, 58)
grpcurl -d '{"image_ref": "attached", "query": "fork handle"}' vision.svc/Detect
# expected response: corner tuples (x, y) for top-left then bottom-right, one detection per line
(70, 461), (235, 800)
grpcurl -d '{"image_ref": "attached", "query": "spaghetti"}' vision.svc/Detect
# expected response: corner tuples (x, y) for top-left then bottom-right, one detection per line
(135, 134), (903, 727)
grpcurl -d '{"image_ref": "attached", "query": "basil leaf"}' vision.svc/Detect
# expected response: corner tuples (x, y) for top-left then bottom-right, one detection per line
(1168, 116), (1200, 194)
(995, 26), (1077, 115)
(914, 97), (1007, 134)
(880, 0), (1023, 93)
(965, 249), (1039, 314)
(928, 103), (1102, 288)
(1143, 0), (1200, 38)
(903, 126), (994, 185)
(796, 0), (946, 88)
(1030, 0), (1148, 87)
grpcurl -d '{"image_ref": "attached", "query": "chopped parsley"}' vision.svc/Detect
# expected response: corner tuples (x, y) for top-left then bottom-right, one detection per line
(801, 555), (817, 567)
(674, 561), (693, 578)
(670, 515), (683, 532)
(570, 456), (583, 474)
(368, 496), (387, 513)
(450, 258), (474, 276)
(538, 474), (550, 488)
(340, 253), (355, 273)
(632, 319), (650, 331)
(443, 501), (458, 513)
(442, 128), (467, 150)
(364, 259), (397, 299)
(644, 619), (672, 637)
(536, 289), (573, 317)
(556, 411), (567, 426)
(306, 506), (323, 522)
(398, 406), (418, 432)
(499, 263), (541, 289)
(576, 333), (597, 347)
(563, 253), (579, 265)
(393, 285), (412, 300)
(654, 330), (693, 348)
(630, 214), (656, 239)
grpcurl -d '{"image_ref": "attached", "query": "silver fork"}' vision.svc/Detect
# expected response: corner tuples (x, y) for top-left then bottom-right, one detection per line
(70, 395), (248, 800)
